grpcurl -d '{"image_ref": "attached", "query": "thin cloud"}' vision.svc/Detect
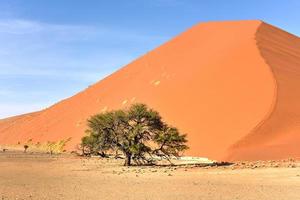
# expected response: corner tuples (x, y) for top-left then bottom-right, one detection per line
(0, 19), (167, 41)
(0, 18), (168, 77)
(149, 0), (185, 7)
(0, 103), (49, 119)
(0, 19), (97, 36)
(0, 18), (169, 118)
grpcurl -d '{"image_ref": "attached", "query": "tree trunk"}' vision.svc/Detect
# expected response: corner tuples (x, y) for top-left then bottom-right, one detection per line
(124, 153), (132, 166)
(99, 151), (107, 158)
(82, 147), (85, 156)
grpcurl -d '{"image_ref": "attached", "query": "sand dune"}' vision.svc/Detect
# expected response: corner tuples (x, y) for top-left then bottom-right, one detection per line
(0, 20), (299, 161)
(226, 22), (300, 160)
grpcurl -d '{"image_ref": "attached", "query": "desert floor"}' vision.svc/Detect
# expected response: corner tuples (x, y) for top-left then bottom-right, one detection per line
(0, 152), (300, 200)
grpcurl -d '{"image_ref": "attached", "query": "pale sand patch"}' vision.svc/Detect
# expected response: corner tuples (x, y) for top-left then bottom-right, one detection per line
(130, 97), (136, 102)
(153, 80), (160, 86)
(101, 106), (108, 112)
(122, 99), (128, 105)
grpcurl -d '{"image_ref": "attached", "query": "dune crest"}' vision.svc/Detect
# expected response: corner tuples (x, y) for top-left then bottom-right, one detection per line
(226, 22), (300, 160)
(0, 20), (299, 161)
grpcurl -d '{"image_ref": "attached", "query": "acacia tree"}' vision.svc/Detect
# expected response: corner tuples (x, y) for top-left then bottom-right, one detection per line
(81, 103), (188, 166)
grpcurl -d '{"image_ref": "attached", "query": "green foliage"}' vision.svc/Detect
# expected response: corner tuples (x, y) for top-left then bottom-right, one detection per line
(81, 103), (189, 166)
(153, 127), (188, 160)
(46, 138), (72, 154)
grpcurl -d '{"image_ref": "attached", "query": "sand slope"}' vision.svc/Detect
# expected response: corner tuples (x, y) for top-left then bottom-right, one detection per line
(0, 20), (299, 161)
(226, 22), (300, 160)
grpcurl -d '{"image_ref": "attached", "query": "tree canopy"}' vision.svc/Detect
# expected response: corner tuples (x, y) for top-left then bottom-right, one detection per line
(81, 103), (188, 166)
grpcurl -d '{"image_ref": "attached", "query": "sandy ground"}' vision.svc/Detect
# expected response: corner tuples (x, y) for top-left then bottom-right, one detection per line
(1, 152), (300, 200)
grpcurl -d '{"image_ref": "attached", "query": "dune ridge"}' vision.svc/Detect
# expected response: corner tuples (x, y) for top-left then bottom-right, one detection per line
(226, 22), (300, 160)
(0, 20), (299, 161)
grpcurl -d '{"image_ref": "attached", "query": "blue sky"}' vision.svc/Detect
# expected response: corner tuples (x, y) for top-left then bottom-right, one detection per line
(1, 0), (299, 118)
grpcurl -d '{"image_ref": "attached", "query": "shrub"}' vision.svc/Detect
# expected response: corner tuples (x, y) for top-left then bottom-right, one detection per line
(23, 145), (29, 153)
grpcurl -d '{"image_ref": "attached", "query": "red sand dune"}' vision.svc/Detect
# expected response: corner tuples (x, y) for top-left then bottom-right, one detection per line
(1, 20), (300, 161)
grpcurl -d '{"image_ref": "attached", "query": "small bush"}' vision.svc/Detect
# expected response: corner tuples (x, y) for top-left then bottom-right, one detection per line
(23, 145), (29, 153)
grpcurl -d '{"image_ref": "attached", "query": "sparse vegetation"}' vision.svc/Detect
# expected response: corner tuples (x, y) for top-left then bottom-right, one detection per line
(81, 103), (188, 166)
(44, 138), (72, 154)
(6, 138), (72, 154)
